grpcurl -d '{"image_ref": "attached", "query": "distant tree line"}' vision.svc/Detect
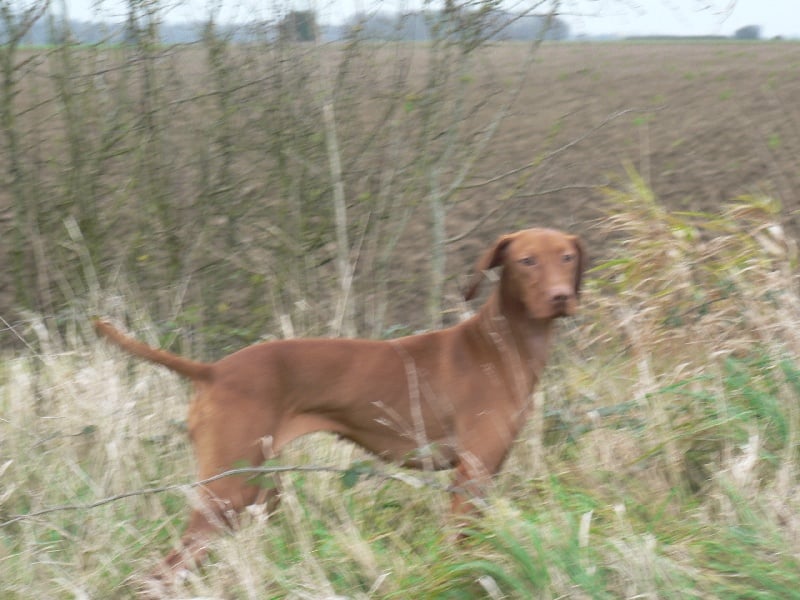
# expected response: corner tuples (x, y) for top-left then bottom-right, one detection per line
(5, 14), (774, 47)
(624, 24), (766, 43)
(345, 11), (570, 42)
(6, 11), (570, 45)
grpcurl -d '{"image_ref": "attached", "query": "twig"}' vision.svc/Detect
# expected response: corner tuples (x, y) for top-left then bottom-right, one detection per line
(445, 182), (606, 245)
(0, 315), (37, 353)
(0, 464), (447, 528)
(458, 107), (657, 192)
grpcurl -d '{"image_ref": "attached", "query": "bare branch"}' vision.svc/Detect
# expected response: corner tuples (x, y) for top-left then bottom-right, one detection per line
(445, 182), (606, 245)
(0, 464), (447, 528)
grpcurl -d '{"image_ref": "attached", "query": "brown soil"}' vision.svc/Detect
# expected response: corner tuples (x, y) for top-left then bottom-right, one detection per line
(467, 42), (800, 247)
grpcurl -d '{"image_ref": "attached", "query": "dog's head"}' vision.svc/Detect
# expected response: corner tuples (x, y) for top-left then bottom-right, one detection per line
(464, 228), (585, 319)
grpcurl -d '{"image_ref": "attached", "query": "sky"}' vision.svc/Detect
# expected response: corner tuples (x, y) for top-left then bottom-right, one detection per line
(562, 0), (797, 38)
(50, 0), (800, 38)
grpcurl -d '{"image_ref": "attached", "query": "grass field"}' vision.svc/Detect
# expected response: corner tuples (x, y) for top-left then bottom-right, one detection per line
(2, 178), (800, 597)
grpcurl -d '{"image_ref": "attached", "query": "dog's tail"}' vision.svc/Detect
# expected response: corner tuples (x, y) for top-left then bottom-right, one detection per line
(94, 319), (213, 381)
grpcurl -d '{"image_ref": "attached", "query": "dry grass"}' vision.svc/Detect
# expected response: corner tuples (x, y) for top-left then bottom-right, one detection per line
(2, 178), (800, 598)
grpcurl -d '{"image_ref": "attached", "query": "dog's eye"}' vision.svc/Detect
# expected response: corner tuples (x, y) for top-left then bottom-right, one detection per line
(519, 257), (537, 266)
(563, 254), (575, 263)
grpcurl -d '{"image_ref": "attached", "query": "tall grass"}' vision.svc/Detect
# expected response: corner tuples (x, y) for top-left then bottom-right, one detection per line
(2, 178), (800, 597)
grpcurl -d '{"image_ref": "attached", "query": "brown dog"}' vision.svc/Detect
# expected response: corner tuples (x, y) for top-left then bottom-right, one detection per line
(95, 227), (584, 577)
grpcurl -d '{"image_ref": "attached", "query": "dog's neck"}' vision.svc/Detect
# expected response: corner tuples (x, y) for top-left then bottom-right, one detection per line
(476, 290), (555, 398)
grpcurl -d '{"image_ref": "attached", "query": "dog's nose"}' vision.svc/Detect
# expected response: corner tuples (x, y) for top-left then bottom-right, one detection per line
(550, 288), (572, 304)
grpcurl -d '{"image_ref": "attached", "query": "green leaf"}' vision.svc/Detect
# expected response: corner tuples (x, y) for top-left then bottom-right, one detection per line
(341, 460), (374, 489)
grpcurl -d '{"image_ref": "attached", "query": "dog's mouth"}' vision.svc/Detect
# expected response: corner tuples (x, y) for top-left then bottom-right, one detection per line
(527, 307), (570, 320)
(529, 300), (575, 320)
(553, 300), (574, 317)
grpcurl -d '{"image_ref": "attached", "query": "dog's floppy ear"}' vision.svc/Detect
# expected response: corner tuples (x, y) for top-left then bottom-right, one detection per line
(570, 234), (587, 297)
(463, 234), (515, 301)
